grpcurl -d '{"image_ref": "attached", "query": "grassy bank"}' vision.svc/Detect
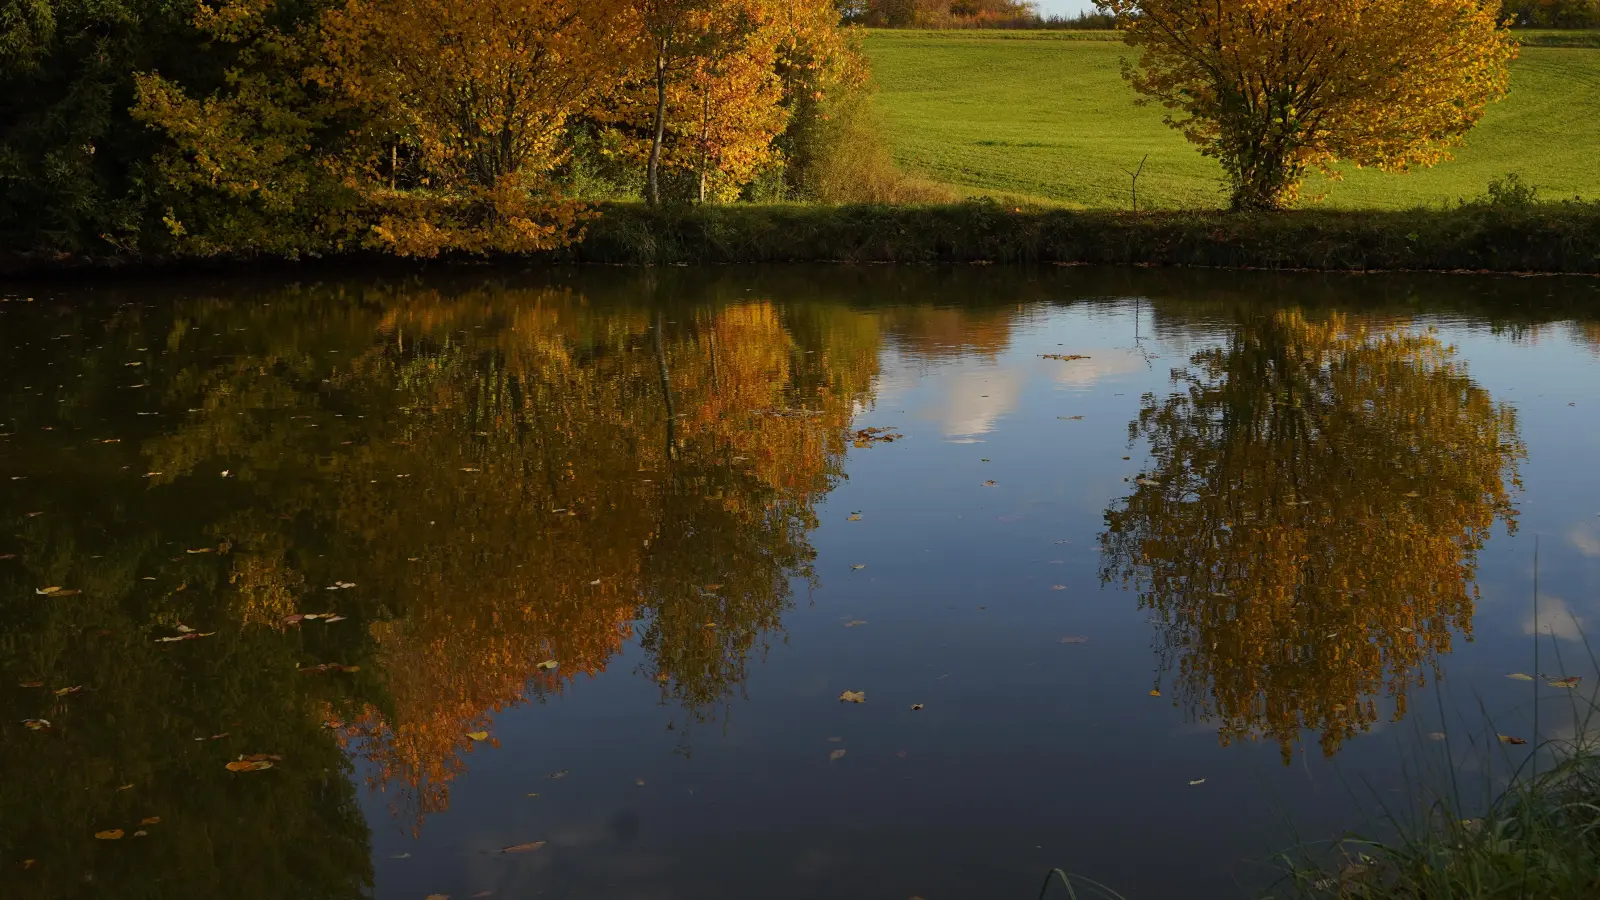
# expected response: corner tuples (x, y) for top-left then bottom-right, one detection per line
(560, 202), (1600, 273)
(862, 30), (1600, 210)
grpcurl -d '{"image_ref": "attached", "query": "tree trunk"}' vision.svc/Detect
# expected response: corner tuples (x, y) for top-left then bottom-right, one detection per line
(647, 44), (668, 207)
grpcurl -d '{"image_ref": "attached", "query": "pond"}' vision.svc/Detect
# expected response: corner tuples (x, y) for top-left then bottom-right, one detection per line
(3, 266), (1599, 900)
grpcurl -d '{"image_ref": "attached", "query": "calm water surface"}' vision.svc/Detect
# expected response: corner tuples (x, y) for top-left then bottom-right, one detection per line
(3, 267), (1599, 900)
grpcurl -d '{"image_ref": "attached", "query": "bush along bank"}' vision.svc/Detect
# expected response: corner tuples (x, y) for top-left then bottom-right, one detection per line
(7, 200), (1600, 278)
(560, 200), (1600, 273)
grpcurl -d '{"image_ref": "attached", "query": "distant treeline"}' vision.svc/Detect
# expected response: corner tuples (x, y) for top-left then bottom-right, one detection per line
(849, 0), (1600, 30)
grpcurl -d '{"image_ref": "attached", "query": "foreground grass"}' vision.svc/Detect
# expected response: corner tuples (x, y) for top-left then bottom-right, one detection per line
(563, 201), (1600, 273)
(1283, 718), (1600, 898)
(862, 30), (1600, 211)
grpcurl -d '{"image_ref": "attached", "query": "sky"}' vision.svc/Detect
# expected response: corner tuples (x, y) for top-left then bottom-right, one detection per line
(1034, 0), (1097, 15)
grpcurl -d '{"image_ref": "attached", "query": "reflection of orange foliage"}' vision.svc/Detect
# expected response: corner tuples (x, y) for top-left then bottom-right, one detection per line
(1102, 312), (1523, 762)
(1572, 321), (1600, 355)
(307, 291), (877, 827)
(881, 306), (1017, 361)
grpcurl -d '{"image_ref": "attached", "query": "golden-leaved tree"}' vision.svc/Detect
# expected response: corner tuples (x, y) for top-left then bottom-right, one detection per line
(316, 0), (630, 253)
(1101, 0), (1517, 210)
(618, 0), (852, 204)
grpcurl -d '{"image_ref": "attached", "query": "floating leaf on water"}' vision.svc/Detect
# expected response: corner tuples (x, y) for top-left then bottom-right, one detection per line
(1057, 416), (1084, 421)
(390, 853), (411, 859)
(116, 783), (133, 791)
(704, 583), (723, 590)
(53, 685), (83, 696)
(1136, 478), (1162, 487)
(466, 731), (489, 741)
(846, 514), (861, 522)
(34, 586), (62, 596)
(1188, 779), (1206, 786)
(525, 793), (539, 798)
(910, 704), (924, 711)
(461, 467), (480, 473)
(1507, 673), (1535, 681)
(838, 691), (866, 703)
(1398, 627), (1413, 634)
(535, 660), (558, 670)
(982, 480), (997, 487)
(23, 718), (50, 730)
(94, 829), (124, 840)
(1040, 354), (1091, 362)
(139, 816), (161, 825)
(850, 564), (866, 571)
(548, 770), (568, 780)
(500, 842), (546, 854)
(18, 680), (43, 688)
(1498, 735), (1528, 745)
(224, 759), (273, 772)
(1426, 732), (1448, 741)
(1058, 636), (1088, 644)
(844, 620), (867, 628)
(1548, 676), (1582, 688)
(1149, 689), (1161, 697)
(323, 615), (346, 623)
(1050, 585), (1066, 591)
(185, 548), (215, 555)
(829, 749), (847, 762)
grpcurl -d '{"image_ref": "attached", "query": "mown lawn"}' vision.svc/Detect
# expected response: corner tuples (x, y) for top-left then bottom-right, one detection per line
(862, 29), (1600, 210)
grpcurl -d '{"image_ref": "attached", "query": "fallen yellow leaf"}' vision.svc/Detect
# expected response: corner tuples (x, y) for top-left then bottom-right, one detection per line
(1507, 673), (1534, 681)
(829, 749), (847, 762)
(535, 660), (558, 670)
(139, 816), (161, 825)
(224, 759), (273, 772)
(501, 841), (546, 853)
(94, 829), (124, 840)
(1149, 690), (1161, 697)
(838, 690), (866, 703)
(1548, 676), (1582, 688)
(466, 731), (489, 741)
(1498, 735), (1528, 745)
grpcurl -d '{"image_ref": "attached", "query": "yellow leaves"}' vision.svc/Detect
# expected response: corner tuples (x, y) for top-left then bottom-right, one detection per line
(466, 731), (489, 741)
(22, 718), (51, 731)
(1498, 735), (1528, 745)
(1108, 0), (1514, 209)
(501, 841), (546, 853)
(94, 829), (125, 840)
(1507, 672), (1535, 681)
(140, 816), (162, 826)
(838, 690), (865, 703)
(535, 660), (558, 671)
(1547, 676), (1582, 688)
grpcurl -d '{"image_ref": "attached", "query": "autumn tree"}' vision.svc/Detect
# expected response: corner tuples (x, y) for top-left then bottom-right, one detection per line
(1101, 0), (1517, 210)
(1100, 310), (1523, 761)
(315, 0), (630, 252)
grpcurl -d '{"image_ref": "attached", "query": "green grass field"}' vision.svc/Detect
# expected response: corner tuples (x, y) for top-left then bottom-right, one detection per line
(862, 30), (1600, 210)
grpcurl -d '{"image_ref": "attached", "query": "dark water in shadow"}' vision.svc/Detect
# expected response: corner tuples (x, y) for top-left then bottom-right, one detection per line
(3, 267), (1599, 899)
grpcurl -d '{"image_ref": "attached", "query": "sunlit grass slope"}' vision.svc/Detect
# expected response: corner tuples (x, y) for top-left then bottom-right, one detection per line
(863, 30), (1600, 210)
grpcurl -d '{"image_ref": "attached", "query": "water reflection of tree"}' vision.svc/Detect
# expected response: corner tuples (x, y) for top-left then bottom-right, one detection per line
(1100, 311), (1524, 762)
(0, 281), (881, 883)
